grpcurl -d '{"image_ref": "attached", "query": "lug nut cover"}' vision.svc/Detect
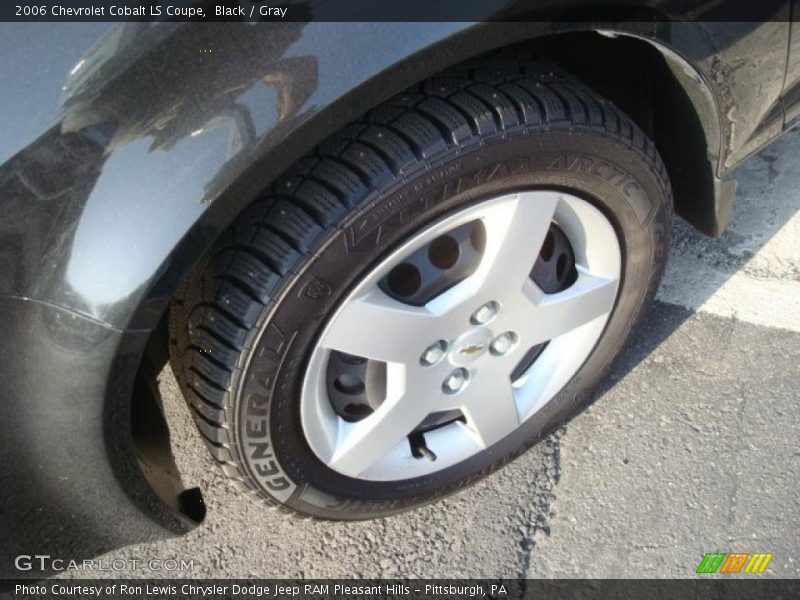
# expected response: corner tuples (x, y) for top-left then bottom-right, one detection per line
(420, 340), (448, 366)
(471, 301), (499, 325)
(442, 368), (469, 394)
(490, 332), (518, 356)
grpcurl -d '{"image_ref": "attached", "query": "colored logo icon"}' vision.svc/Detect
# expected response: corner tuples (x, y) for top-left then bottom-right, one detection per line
(696, 552), (773, 574)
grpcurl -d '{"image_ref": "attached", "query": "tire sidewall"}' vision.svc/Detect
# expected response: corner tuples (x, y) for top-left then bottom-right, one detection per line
(232, 129), (671, 519)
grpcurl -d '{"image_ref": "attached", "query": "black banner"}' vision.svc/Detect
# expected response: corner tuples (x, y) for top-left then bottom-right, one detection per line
(2, 0), (796, 23)
(4, 579), (800, 600)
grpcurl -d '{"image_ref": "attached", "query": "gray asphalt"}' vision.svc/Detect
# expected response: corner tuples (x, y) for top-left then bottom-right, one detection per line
(58, 130), (800, 580)
(529, 304), (800, 578)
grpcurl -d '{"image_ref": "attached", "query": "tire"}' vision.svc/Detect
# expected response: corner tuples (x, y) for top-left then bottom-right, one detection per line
(169, 56), (672, 519)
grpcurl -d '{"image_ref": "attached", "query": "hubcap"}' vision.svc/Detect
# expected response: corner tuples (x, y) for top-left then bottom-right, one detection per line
(301, 191), (621, 481)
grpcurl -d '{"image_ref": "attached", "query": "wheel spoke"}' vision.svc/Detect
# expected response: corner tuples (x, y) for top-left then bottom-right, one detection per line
(461, 373), (520, 448)
(319, 287), (442, 363)
(515, 268), (618, 346)
(473, 192), (560, 295)
(328, 367), (436, 477)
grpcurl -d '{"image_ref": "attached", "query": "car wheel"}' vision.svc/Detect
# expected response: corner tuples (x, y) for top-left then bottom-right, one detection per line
(169, 58), (672, 519)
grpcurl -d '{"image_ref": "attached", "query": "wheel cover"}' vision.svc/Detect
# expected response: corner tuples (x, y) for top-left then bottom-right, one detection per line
(300, 191), (621, 481)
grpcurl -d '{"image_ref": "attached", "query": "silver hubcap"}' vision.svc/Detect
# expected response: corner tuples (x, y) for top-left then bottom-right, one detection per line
(301, 191), (621, 481)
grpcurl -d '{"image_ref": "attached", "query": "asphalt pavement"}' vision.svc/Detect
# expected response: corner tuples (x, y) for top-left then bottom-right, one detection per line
(58, 128), (800, 580)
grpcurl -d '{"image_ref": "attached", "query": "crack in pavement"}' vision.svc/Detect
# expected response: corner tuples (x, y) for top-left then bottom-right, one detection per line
(516, 428), (564, 582)
(525, 304), (800, 577)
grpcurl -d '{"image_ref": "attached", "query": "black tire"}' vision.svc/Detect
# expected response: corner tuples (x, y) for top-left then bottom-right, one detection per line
(169, 56), (672, 519)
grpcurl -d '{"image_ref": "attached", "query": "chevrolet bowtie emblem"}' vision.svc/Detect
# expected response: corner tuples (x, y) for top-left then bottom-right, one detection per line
(458, 343), (485, 355)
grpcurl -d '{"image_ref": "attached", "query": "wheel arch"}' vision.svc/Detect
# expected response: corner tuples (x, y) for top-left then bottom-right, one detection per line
(127, 24), (726, 333)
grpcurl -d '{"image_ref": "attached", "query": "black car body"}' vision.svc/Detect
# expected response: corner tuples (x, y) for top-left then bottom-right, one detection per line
(1, 3), (799, 575)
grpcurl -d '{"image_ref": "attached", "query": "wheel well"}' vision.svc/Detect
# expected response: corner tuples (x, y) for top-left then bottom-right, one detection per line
(513, 32), (719, 234)
(126, 317), (206, 527)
